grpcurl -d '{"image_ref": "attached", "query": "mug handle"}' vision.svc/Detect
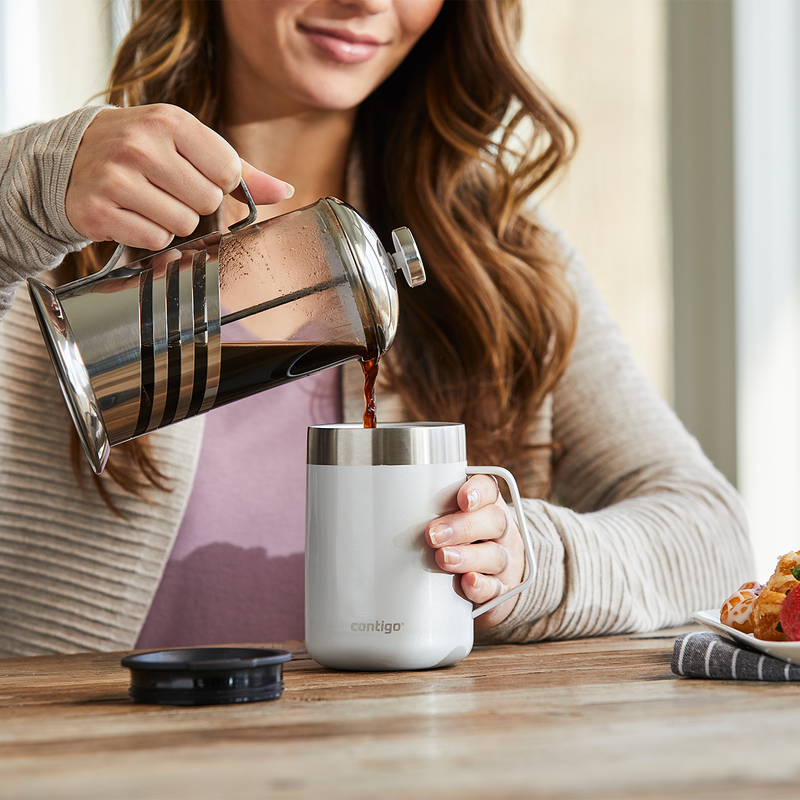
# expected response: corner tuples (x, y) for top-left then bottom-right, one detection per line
(465, 466), (537, 619)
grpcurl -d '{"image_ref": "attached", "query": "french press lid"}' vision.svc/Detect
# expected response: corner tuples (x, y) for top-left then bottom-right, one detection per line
(309, 197), (425, 355)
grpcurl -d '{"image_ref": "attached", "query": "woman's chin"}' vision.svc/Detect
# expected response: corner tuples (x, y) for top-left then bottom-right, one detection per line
(292, 80), (379, 114)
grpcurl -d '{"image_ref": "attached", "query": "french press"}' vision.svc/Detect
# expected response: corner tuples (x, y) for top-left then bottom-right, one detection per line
(28, 182), (425, 474)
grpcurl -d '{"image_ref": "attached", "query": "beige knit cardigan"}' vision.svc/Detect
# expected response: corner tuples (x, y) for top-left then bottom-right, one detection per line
(0, 109), (754, 657)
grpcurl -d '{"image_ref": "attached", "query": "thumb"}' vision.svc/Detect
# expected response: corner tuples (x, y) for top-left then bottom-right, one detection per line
(229, 159), (295, 207)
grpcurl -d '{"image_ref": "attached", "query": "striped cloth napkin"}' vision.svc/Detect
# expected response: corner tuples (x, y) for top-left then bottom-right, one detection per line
(672, 631), (800, 681)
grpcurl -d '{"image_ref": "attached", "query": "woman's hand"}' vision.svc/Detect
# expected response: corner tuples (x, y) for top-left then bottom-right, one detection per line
(426, 474), (526, 628)
(66, 104), (293, 252)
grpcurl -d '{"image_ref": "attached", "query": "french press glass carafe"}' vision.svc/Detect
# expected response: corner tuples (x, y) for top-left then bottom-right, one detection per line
(28, 183), (425, 474)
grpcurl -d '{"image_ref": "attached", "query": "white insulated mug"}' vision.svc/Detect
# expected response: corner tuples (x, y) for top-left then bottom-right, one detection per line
(305, 422), (536, 671)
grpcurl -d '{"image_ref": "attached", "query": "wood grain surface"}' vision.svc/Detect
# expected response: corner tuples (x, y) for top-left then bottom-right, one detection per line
(1, 628), (798, 799)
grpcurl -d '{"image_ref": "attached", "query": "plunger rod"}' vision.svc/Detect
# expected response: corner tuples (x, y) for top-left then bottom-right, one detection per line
(194, 275), (349, 334)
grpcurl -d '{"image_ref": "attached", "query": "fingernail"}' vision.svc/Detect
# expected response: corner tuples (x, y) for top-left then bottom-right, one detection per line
(467, 489), (480, 510)
(442, 547), (462, 566)
(283, 182), (295, 200)
(429, 524), (453, 546)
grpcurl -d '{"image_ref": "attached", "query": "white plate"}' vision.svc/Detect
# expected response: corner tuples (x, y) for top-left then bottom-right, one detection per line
(692, 609), (800, 666)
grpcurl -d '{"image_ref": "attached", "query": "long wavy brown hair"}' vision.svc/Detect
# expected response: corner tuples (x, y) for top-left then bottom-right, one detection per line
(60, 0), (578, 502)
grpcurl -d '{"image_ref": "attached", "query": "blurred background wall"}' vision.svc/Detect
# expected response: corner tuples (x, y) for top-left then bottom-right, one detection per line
(0, 0), (112, 132)
(522, 0), (671, 404)
(1, 0), (797, 578)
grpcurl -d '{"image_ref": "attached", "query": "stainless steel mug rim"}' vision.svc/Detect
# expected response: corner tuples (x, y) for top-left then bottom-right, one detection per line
(307, 422), (467, 466)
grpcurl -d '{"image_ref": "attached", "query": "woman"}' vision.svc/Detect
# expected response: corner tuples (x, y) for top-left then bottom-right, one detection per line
(0, 0), (753, 657)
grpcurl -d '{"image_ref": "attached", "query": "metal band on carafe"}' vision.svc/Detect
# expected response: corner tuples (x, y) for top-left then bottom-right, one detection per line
(133, 248), (221, 437)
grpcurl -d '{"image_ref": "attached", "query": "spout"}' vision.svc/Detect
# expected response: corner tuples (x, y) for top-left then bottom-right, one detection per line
(389, 228), (425, 287)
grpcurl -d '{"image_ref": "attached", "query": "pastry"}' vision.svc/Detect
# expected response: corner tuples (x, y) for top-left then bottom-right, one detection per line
(719, 581), (762, 634)
(752, 551), (800, 641)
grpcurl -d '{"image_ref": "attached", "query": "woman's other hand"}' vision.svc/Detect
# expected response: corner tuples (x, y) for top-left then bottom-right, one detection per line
(66, 104), (294, 252)
(426, 474), (526, 628)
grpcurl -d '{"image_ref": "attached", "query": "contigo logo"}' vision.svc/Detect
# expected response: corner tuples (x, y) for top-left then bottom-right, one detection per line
(351, 621), (405, 634)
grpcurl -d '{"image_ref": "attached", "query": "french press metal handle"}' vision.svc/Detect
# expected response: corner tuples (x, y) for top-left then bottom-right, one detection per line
(83, 179), (258, 285)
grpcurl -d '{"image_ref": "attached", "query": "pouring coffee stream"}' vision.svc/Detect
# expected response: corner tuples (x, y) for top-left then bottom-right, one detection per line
(361, 356), (379, 429)
(28, 181), (424, 473)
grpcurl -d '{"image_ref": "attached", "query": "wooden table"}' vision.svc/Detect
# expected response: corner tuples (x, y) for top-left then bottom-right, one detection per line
(1, 627), (798, 799)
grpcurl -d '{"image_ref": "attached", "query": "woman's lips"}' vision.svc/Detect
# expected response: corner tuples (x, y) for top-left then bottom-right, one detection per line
(300, 25), (382, 65)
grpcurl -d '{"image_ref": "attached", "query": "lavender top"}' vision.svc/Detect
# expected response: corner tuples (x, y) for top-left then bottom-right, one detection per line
(135, 367), (342, 648)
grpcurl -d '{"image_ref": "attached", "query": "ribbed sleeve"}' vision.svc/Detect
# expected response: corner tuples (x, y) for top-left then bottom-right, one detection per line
(484, 239), (754, 642)
(0, 294), (203, 657)
(0, 107), (106, 318)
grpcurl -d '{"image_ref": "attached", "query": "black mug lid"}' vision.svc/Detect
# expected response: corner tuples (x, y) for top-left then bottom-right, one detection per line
(121, 647), (291, 706)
